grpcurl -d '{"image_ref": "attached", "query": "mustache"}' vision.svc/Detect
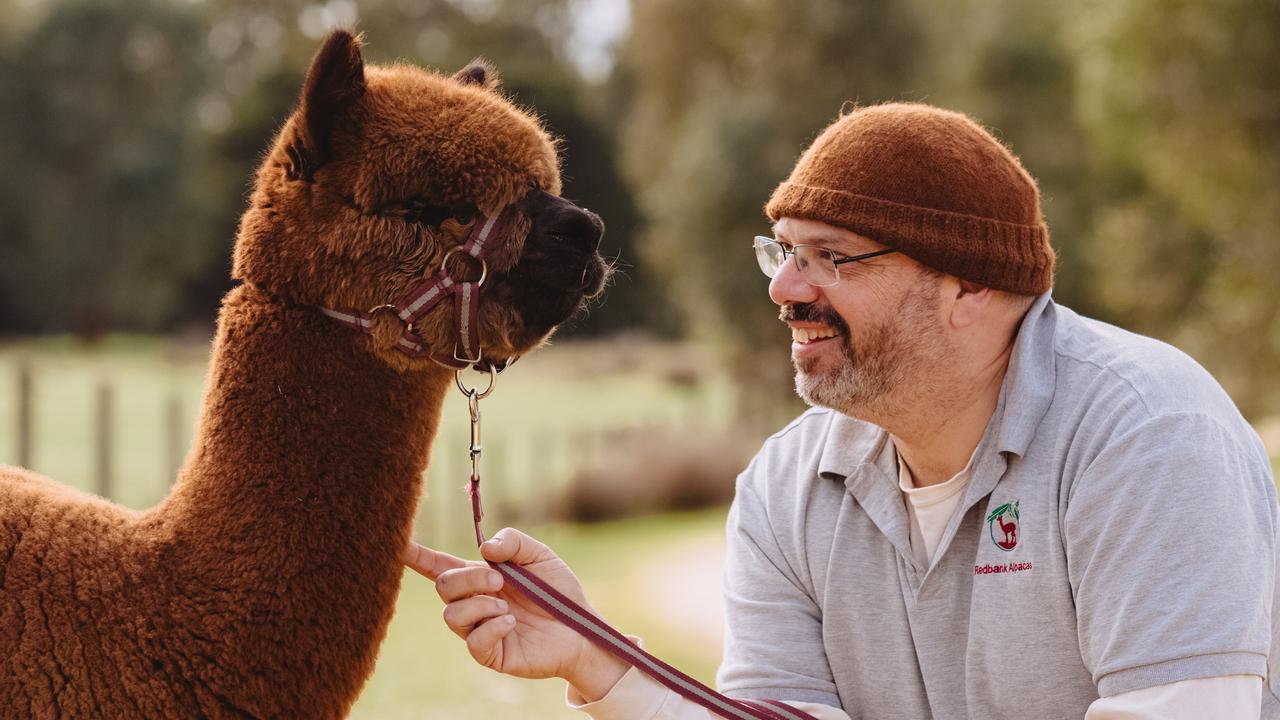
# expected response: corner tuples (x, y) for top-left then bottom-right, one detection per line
(779, 303), (849, 334)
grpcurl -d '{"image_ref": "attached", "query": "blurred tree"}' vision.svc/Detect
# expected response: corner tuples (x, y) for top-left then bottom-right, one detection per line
(615, 0), (924, 426)
(1, 0), (656, 338)
(0, 0), (216, 336)
(1067, 0), (1280, 416)
(911, 0), (1099, 317)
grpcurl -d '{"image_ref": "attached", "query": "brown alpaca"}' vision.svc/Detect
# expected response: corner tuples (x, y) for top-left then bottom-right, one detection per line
(997, 515), (1017, 547)
(0, 31), (606, 719)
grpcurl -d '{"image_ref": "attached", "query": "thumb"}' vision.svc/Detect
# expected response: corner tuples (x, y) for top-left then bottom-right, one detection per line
(480, 528), (556, 566)
(403, 541), (467, 580)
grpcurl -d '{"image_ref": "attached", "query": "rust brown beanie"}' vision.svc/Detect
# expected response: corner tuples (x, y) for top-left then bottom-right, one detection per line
(766, 102), (1055, 295)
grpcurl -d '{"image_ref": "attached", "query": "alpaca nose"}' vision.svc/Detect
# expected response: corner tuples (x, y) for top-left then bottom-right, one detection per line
(570, 207), (605, 253)
(511, 188), (607, 296)
(518, 188), (604, 254)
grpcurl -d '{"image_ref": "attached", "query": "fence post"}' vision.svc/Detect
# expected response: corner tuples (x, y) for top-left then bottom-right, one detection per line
(484, 432), (504, 531)
(17, 356), (32, 468)
(165, 390), (183, 483)
(95, 379), (113, 501)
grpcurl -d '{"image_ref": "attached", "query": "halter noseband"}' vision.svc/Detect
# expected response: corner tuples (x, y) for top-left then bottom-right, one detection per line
(318, 202), (520, 372)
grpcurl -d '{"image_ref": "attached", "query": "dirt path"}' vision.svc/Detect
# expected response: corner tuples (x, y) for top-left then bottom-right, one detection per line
(624, 532), (728, 647)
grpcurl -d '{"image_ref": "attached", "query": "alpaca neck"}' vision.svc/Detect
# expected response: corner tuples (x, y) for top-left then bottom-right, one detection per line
(142, 284), (453, 714)
(160, 283), (450, 545)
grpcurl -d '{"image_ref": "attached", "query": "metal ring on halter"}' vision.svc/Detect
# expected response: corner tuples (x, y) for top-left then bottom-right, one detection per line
(366, 302), (399, 330)
(440, 246), (488, 286)
(455, 366), (497, 399)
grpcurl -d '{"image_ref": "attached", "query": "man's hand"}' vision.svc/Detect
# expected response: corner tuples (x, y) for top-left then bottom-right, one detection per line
(403, 528), (630, 702)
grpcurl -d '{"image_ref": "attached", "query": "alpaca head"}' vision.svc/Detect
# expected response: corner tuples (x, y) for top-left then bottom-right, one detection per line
(232, 30), (608, 370)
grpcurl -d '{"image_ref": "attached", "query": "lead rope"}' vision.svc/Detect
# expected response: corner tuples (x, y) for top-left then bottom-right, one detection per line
(457, 371), (820, 720)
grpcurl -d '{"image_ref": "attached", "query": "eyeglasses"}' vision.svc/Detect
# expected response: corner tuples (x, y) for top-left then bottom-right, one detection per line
(753, 236), (897, 287)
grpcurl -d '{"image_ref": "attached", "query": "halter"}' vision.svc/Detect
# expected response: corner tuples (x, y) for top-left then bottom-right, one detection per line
(318, 202), (520, 371)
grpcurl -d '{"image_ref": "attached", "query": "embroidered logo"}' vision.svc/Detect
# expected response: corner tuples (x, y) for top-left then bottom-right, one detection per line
(986, 500), (1020, 552)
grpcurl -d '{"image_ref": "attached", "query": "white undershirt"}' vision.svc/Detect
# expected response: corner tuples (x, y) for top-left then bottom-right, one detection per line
(895, 445), (975, 568)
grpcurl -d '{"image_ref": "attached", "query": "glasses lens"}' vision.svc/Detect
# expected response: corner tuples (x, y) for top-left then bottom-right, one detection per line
(753, 236), (783, 278)
(794, 246), (839, 287)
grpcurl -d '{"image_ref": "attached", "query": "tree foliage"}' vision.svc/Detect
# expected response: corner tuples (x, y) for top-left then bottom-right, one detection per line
(615, 0), (1280, 419)
(616, 0), (924, 424)
(0, 0), (214, 336)
(1067, 0), (1280, 414)
(1, 0), (1278, 417)
(0, 0), (650, 336)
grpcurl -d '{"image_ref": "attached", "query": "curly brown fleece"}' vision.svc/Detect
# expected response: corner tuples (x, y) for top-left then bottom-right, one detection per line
(0, 30), (606, 719)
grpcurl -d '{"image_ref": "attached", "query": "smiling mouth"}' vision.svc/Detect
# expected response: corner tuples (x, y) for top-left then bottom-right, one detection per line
(791, 326), (840, 344)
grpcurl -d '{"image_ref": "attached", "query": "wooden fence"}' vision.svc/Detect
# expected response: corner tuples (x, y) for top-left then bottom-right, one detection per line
(6, 355), (725, 551)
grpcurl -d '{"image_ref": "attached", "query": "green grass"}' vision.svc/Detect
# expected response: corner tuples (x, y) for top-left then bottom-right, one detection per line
(356, 509), (727, 719)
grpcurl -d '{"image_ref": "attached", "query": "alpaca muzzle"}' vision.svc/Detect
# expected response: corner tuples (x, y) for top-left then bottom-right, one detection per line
(504, 189), (608, 333)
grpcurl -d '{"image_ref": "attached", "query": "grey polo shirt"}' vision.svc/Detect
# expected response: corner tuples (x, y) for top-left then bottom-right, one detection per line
(717, 293), (1279, 719)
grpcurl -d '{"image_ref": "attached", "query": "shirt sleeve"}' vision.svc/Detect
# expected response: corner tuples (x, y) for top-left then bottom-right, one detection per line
(568, 666), (851, 720)
(714, 469), (843, 706)
(1083, 675), (1262, 719)
(1064, 412), (1277, 697)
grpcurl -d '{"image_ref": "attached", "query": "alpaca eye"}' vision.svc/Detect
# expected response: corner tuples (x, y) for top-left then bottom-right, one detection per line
(400, 199), (452, 227)
(452, 205), (477, 224)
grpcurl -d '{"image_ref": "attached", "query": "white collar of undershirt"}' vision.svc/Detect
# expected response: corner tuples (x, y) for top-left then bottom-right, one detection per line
(895, 443), (979, 505)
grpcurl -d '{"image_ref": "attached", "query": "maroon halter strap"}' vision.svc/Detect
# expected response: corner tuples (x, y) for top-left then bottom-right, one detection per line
(318, 204), (517, 370)
(459, 394), (821, 720)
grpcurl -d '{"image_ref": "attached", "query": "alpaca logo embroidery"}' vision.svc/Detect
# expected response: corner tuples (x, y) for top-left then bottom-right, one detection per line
(986, 500), (1020, 551)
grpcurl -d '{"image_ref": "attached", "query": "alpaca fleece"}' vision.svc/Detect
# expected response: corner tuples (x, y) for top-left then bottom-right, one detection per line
(0, 30), (606, 719)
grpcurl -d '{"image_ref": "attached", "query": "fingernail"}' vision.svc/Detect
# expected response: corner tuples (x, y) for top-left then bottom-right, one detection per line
(502, 615), (515, 625)
(497, 600), (509, 613)
(488, 571), (502, 588)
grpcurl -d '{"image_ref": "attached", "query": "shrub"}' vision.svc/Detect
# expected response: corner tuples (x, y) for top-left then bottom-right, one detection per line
(558, 425), (754, 523)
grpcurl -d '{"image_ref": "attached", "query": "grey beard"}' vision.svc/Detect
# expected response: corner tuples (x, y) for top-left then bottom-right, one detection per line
(794, 326), (899, 418)
(792, 278), (948, 420)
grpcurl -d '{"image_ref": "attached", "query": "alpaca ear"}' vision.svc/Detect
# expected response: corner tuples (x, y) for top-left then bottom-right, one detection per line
(453, 58), (500, 90)
(285, 29), (366, 181)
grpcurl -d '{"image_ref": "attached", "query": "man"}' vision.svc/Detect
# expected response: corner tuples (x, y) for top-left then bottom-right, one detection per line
(406, 103), (1279, 718)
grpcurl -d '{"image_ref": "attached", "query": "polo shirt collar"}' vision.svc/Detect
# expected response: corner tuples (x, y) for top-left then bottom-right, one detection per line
(993, 291), (1057, 458)
(815, 290), (1058, 479)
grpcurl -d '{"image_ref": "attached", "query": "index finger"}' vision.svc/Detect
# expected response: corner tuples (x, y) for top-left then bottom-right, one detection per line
(403, 541), (467, 581)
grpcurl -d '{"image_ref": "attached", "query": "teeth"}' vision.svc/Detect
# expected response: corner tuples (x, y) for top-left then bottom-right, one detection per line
(792, 326), (837, 343)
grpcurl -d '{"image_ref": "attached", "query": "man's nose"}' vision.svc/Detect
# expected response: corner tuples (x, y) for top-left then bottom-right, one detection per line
(768, 255), (820, 307)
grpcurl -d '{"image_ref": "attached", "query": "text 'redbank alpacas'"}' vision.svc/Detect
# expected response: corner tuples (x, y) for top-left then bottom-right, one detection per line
(0, 30), (607, 719)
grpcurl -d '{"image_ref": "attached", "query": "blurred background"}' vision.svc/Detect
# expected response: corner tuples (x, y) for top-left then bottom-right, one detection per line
(1, 0), (1278, 716)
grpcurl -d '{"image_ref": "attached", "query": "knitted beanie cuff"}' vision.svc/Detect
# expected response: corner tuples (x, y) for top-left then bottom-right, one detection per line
(766, 181), (1055, 295)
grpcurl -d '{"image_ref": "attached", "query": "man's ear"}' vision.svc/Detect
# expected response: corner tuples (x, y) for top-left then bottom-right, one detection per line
(950, 279), (996, 329)
(453, 58), (500, 90)
(285, 29), (366, 181)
